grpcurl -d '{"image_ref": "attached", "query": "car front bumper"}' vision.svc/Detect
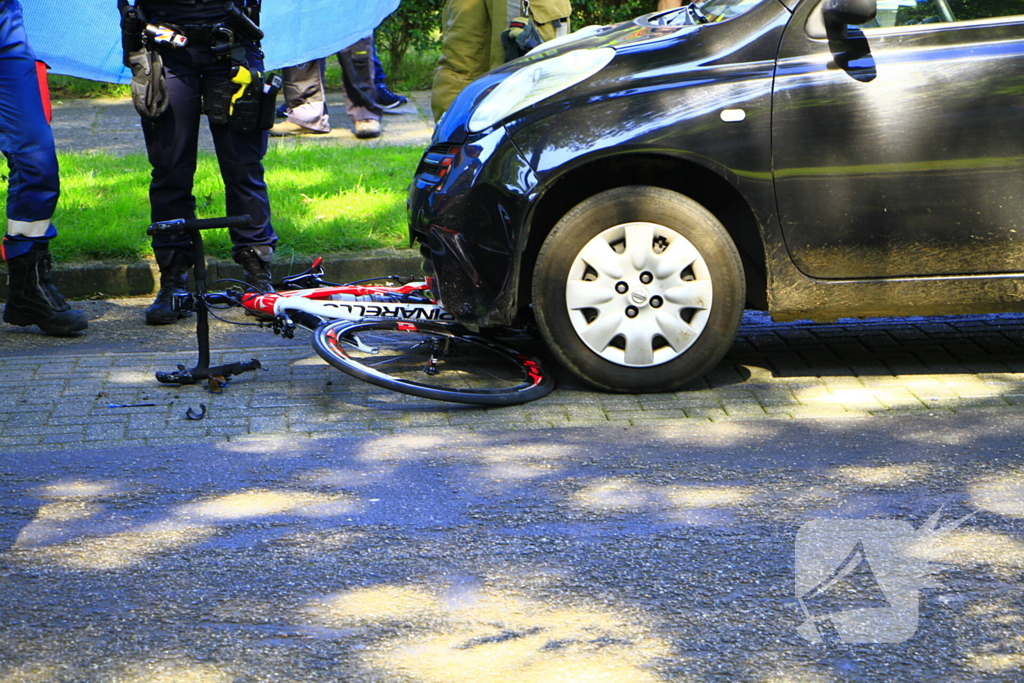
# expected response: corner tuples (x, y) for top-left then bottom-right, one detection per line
(408, 127), (539, 328)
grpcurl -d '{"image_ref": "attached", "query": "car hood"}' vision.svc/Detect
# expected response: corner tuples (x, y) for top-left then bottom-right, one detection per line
(433, 15), (704, 144)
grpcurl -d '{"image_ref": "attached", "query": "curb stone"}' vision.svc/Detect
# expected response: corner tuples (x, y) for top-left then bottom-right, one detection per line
(0, 249), (424, 301)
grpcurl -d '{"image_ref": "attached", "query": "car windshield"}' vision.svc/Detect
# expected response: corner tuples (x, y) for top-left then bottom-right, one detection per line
(654, 0), (764, 25)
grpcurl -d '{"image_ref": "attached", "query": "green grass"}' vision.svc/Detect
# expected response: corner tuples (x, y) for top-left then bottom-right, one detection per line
(2, 145), (423, 262)
(48, 75), (130, 100)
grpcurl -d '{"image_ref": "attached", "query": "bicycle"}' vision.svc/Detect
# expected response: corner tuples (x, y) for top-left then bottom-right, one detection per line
(146, 216), (555, 406)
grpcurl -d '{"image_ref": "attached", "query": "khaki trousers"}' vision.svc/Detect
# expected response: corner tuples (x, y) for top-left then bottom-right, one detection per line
(431, 0), (570, 121)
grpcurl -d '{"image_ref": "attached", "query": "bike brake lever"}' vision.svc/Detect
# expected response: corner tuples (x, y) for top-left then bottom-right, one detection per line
(278, 258), (327, 290)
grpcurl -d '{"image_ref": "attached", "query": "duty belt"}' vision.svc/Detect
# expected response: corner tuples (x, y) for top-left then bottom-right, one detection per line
(176, 23), (228, 45)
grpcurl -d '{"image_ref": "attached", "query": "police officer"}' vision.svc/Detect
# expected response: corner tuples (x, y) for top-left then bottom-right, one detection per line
(123, 0), (277, 324)
(1, 0), (88, 336)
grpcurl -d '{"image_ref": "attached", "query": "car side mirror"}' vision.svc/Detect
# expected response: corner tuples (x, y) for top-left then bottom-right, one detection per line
(823, 0), (876, 32)
(806, 0), (877, 39)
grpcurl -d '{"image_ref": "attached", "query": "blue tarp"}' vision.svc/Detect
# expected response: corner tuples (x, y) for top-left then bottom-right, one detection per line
(20, 1), (401, 83)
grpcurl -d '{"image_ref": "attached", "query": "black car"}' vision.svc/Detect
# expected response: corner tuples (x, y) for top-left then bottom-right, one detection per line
(408, 0), (1024, 392)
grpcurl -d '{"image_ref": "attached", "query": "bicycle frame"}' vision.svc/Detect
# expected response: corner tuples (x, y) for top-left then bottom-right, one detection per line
(146, 218), (554, 404)
(240, 285), (455, 325)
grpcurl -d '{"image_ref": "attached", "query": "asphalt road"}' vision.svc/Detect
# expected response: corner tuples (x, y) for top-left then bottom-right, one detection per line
(5, 91), (1017, 682)
(1, 409), (1022, 682)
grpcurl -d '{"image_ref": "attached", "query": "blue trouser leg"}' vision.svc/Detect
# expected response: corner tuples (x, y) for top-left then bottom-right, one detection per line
(0, 0), (60, 260)
(372, 40), (386, 86)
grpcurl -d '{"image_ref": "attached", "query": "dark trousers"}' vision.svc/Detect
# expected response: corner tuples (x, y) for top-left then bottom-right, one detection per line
(338, 36), (382, 122)
(141, 41), (276, 255)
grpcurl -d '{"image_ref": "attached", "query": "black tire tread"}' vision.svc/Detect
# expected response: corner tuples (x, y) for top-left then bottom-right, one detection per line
(531, 186), (745, 393)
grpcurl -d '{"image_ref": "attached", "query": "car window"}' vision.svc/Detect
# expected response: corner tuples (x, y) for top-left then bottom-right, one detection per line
(869, 0), (1023, 28)
(654, 0), (766, 25)
(699, 0), (765, 21)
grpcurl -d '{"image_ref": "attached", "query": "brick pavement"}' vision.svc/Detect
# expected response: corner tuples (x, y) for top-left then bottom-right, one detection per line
(3, 98), (1023, 450)
(3, 309), (1023, 452)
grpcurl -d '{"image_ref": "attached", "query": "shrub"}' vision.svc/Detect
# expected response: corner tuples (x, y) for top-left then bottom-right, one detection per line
(377, 0), (445, 75)
(572, 0), (660, 27)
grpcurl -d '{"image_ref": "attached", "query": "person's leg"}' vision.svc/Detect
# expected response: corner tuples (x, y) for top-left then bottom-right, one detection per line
(139, 46), (204, 323)
(275, 59), (330, 134)
(0, 3), (86, 335)
(372, 43), (386, 86)
(431, 0), (489, 121)
(338, 36), (383, 138)
(370, 37), (407, 110)
(206, 46), (277, 291)
(142, 49), (203, 236)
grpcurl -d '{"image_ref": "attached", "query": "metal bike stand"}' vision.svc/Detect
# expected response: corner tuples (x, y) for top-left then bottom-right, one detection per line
(147, 216), (263, 387)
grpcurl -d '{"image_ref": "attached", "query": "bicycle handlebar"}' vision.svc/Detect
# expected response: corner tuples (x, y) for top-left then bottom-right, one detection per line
(146, 215), (252, 236)
(204, 291), (243, 306)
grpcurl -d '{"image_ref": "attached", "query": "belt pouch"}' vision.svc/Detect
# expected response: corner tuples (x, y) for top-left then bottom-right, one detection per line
(228, 66), (262, 133)
(129, 49), (169, 120)
(258, 73), (283, 131)
(204, 77), (234, 126)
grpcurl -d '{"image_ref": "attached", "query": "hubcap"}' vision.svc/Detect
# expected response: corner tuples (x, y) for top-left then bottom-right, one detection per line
(565, 222), (713, 367)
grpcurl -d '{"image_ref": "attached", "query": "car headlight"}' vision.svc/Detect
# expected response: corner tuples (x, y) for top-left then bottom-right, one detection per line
(468, 47), (616, 133)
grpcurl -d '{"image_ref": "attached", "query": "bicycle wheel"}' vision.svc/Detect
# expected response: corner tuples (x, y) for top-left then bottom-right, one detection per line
(312, 320), (554, 405)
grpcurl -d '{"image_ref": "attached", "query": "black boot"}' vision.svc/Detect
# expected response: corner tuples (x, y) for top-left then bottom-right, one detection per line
(3, 242), (88, 336)
(234, 246), (274, 320)
(146, 247), (193, 325)
(234, 246), (274, 292)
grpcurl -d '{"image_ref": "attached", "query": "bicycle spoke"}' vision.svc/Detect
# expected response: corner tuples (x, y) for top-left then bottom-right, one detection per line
(313, 320), (554, 405)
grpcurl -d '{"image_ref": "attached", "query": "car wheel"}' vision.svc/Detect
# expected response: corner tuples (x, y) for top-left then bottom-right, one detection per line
(532, 186), (745, 392)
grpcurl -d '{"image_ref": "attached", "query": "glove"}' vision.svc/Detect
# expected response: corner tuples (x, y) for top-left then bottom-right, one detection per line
(501, 17), (544, 62)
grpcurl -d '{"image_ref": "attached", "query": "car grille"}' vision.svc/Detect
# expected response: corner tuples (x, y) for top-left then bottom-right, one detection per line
(416, 144), (461, 186)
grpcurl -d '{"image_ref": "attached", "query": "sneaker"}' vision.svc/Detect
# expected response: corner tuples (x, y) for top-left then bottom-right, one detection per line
(269, 121), (328, 137)
(276, 103), (288, 119)
(354, 119), (382, 139)
(376, 84), (408, 111)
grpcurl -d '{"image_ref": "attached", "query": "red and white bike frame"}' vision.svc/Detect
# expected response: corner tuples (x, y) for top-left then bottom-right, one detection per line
(241, 283), (455, 324)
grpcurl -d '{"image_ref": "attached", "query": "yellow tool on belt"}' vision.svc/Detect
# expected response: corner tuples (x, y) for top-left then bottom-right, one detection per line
(229, 66), (253, 116)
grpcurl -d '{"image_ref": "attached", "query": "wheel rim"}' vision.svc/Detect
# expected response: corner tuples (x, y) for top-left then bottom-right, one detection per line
(313, 320), (554, 405)
(564, 221), (713, 367)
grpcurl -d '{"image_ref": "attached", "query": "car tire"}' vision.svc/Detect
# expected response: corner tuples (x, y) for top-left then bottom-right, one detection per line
(531, 186), (745, 393)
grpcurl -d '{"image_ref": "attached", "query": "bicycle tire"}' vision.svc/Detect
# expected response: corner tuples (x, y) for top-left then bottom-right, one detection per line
(312, 319), (554, 406)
